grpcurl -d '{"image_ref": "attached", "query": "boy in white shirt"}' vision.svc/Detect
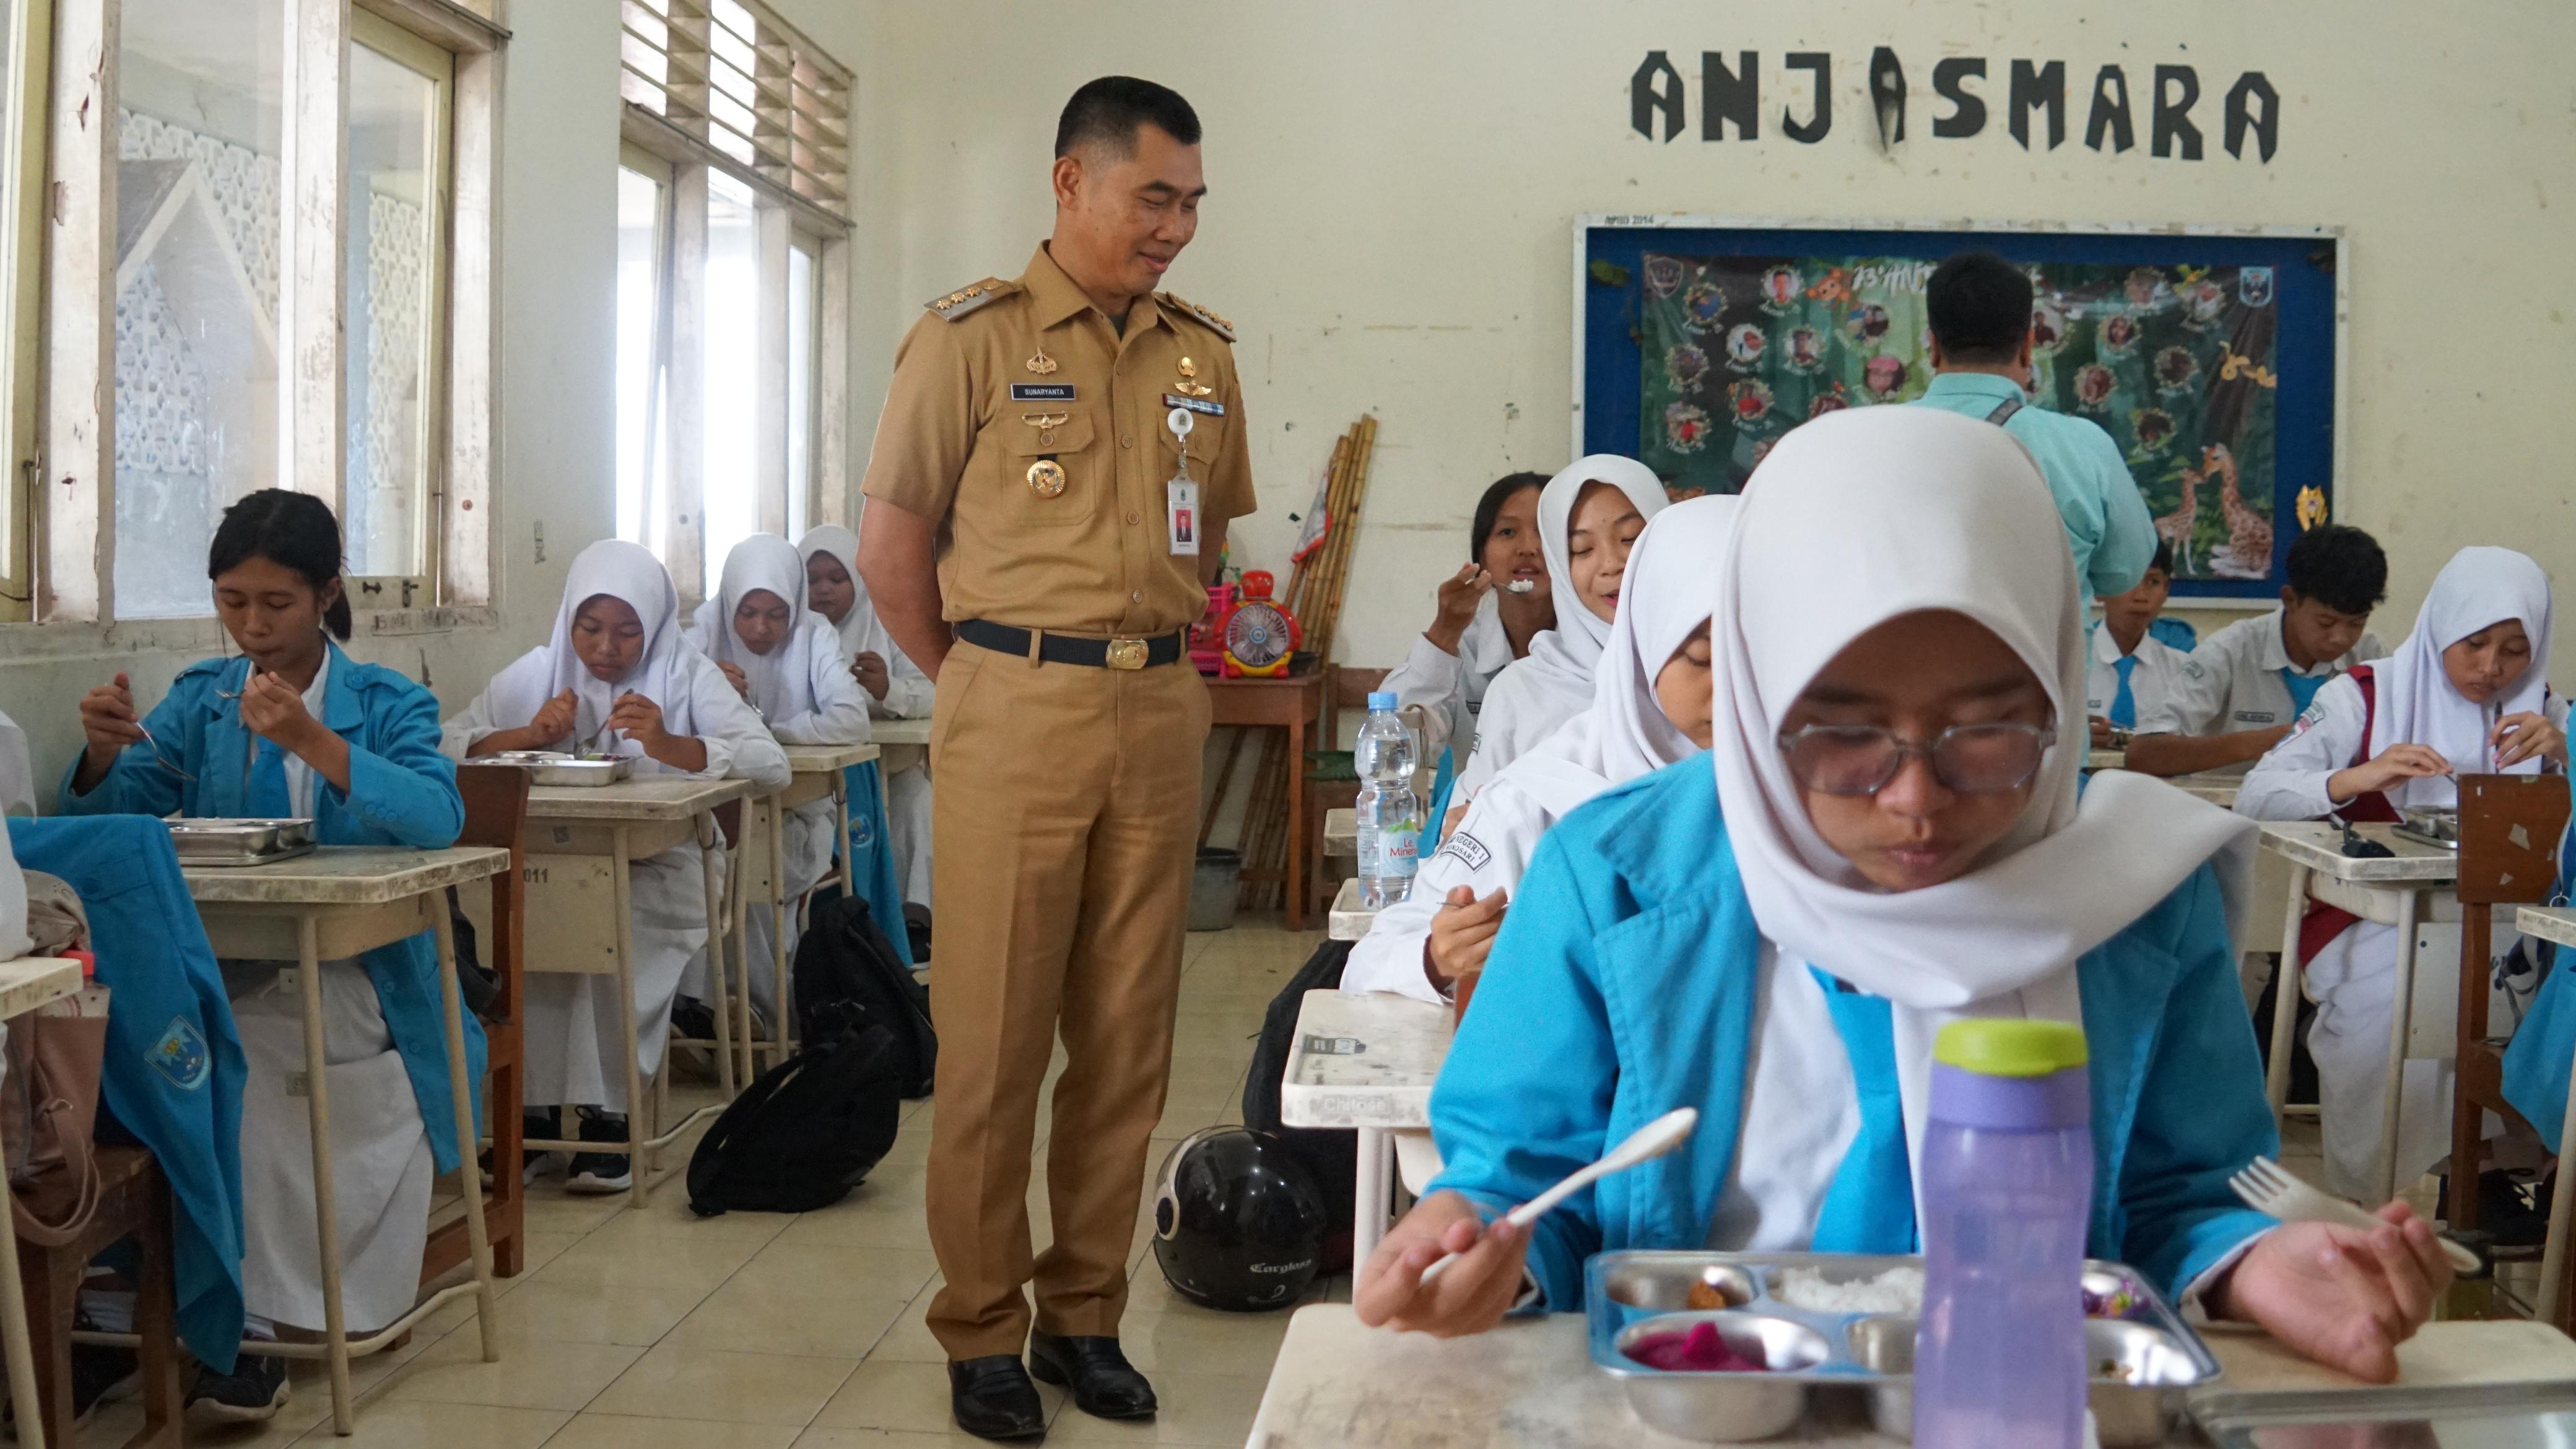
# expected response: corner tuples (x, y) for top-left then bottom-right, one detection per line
(2086, 542), (2189, 747)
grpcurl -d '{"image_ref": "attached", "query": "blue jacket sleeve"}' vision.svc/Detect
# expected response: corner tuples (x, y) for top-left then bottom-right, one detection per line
(1425, 827), (1622, 1310)
(56, 682), (194, 819)
(2113, 866), (2280, 1299)
(2086, 424), (2158, 598)
(333, 679), (463, 850)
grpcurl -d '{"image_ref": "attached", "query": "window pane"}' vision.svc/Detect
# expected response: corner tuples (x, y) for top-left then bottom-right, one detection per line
(114, 0), (285, 619)
(614, 166), (666, 549)
(344, 40), (440, 580)
(785, 240), (813, 541)
(701, 170), (758, 598)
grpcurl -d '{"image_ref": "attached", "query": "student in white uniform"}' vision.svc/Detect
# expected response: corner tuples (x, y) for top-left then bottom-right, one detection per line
(1378, 472), (1554, 761)
(686, 533), (872, 1026)
(2086, 541), (2190, 747)
(1342, 495), (1734, 1002)
(800, 523), (936, 907)
(1452, 456), (1667, 800)
(443, 539), (788, 1193)
(1357, 407), (2452, 1385)
(2237, 546), (2565, 1198)
(2128, 524), (2388, 776)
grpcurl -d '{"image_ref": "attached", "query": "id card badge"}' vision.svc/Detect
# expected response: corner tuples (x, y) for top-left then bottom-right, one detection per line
(1167, 477), (1200, 556)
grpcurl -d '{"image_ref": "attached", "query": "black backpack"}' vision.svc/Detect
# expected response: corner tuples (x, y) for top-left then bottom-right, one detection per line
(687, 1020), (905, 1216)
(793, 895), (936, 1098)
(1241, 940), (1359, 1271)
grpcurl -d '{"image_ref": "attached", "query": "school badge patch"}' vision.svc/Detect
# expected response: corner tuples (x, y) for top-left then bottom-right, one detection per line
(149, 1017), (211, 1092)
(1435, 831), (1492, 872)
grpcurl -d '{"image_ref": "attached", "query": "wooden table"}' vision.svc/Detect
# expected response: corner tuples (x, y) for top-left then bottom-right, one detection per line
(1329, 877), (1377, 942)
(871, 715), (931, 777)
(1247, 1305), (2576, 1448)
(477, 776), (753, 1206)
(1325, 807), (1356, 859)
(724, 742), (879, 1077)
(0, 956), (85, 1449)
(180, 846), (508, 1436)
(1209, 672), (1328, 931)
(2256, 820), (2461, 1201)
(1280, 988), (1451, 1264)
(2087, 747), (2128, 772)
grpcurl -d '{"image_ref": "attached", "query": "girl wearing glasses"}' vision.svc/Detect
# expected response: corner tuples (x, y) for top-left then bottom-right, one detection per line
(1449, 456), (1668, 804)
(2238, 547), (2561, 1201)
(1342, 495), (1736, 1001)
(1355, 409), (2450, 1383)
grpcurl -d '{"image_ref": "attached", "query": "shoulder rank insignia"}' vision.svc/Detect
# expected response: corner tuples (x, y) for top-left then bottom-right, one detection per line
(1157, 292), (1235, 342)
(926, 279), (1015, 322)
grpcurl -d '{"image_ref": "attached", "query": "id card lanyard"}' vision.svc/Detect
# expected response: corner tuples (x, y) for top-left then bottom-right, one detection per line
(1165, 406), (1200, 556)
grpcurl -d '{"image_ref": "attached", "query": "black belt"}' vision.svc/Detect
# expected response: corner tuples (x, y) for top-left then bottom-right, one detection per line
(955, 620), (1188, 670)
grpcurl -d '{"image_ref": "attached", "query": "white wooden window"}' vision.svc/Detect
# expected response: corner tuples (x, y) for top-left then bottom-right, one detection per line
(618, 0), (848, 220)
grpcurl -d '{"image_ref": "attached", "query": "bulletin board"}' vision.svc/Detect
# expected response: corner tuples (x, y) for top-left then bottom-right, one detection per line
(1573, 217), (2346, 599)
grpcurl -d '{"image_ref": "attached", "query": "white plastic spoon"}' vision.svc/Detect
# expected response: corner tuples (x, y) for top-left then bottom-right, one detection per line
(1415, 1108), (1699, 1287)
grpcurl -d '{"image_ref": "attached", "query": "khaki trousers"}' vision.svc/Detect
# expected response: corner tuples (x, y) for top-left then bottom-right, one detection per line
(923, 638), (1209, 1359)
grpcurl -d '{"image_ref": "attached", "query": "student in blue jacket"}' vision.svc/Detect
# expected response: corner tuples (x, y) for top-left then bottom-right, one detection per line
(1355, 408), (2453, 1384)
(63, 489), (482, 1425)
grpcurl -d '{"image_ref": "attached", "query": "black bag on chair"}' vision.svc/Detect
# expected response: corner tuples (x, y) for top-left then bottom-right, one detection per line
(793, 894), (936, 1097)
(687, 1021), (905, 1216)
(1241, 940), (1359, 1272)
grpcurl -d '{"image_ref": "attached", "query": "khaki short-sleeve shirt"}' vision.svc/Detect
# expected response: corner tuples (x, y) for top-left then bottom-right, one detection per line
(861, 243), (1256, 637)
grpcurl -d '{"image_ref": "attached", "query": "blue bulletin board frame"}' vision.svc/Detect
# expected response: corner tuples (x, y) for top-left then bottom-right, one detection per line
(1572, 216), (2347, 601)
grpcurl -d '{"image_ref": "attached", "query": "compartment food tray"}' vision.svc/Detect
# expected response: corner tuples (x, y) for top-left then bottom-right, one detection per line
(2392, 806), (2461, 851)
(1586, 1251), (2221, 1445)
(462, 751), (636, 788)
(165, 817), (316, 867)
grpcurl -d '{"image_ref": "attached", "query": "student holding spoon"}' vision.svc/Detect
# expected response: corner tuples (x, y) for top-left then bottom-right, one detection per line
(1380, 472), (1556, 769)
(442, 538), (785, 1193)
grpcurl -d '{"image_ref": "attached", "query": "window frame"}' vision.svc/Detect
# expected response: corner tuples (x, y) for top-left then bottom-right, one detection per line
(0, 0), (46, 624)
(615, 142), (675, 559)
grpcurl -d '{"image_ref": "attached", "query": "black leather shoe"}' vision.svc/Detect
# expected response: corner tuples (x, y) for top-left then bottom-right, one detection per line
(1028, 1331), (1157, 1421)
(948, 1355), (1046, 1442)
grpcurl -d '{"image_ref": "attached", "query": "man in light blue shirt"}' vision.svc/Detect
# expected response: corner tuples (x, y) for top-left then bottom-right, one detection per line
(1910, 251), (2157, 596)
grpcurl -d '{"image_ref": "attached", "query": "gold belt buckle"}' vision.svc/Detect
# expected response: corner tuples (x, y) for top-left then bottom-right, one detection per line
(1105, 637), (1149, 671)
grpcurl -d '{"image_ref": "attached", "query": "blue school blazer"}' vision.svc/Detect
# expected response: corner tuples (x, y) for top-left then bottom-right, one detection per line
(2500, 817), (2576, 1144)
(1425, 754), (2280, 1311)
(56, 643), (487, 1175)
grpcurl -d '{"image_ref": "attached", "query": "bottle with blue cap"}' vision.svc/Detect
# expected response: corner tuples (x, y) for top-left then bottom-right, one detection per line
(1353, 691), (1422, 908)
(1915, 1017), (2095, 1448)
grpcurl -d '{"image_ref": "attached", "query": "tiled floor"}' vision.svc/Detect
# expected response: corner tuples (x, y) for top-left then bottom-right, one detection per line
(105, 917), (1331, 1449)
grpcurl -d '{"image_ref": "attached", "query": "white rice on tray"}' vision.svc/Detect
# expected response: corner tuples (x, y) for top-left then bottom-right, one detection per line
(1772, 1264), (1925, 1315)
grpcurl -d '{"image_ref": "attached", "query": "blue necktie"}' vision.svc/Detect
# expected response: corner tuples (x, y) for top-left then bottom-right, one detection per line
(2109, 656), (2139, 731)
(1808, 969), (1918, 1254)
(2279, 667), (2327, 717)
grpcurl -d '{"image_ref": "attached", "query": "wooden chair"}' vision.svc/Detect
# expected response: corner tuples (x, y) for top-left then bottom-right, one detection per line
(444, 764), (528, 1280)
(16, 1146), (183, 1449)
(2445, 774), (2570, 1318)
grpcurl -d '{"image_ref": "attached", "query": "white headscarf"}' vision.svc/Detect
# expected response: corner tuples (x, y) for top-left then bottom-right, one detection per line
(795, 524), (872, 661)
(692, 533), (829, 721)
(1518, 456), (1671, 703)
(1508, 495), (1738, 817)
(2365, 546), (2555, 809)
(1710, 407), (2249, 1160)
(485, 538), (694, 755)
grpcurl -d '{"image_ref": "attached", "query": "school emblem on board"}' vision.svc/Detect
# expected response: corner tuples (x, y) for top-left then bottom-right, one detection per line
(149, 1017), (211, 1092)
(2240, 268), (2276, 308)
(1643, 255), (1686, 298)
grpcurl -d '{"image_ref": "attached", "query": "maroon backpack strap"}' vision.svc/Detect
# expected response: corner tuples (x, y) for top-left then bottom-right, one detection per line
(2334, 664), (2401, 824)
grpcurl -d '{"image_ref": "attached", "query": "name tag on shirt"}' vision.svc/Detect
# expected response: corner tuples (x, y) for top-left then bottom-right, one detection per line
(2234, 710), (2278, 725)
(1009, 383), (1077, 402)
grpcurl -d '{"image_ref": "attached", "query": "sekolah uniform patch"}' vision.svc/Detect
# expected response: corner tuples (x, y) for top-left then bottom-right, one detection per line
(1434, 831), (1492, 872)
(149, 1016), (211, 1091)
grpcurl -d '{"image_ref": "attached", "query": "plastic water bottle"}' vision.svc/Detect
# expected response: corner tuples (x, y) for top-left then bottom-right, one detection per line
(1353, 691), (1423, 909)
(1914, 1019), (2095, 1449)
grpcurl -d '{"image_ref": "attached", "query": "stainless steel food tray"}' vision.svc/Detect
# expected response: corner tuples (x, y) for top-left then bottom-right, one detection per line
(1585, 1251), (2221, 1445)
(2392, 806), (2461, 851)
(2194, 1381), (2576, 1446)
(462, 751), (636, 788)
(165, 817), (315, 867)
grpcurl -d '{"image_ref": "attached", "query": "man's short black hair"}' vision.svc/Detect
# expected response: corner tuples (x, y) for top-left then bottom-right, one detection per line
(1470, 472), (1549, 560)
(1055, 77), (1201, 160)
(1925, 250), (2034, 365)
(2146, 539), (2175, 577)
(2284, 523), (2388, 615)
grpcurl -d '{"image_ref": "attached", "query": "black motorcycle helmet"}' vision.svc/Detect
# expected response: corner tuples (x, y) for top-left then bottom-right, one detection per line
(1151, 1126), (1328, 1312)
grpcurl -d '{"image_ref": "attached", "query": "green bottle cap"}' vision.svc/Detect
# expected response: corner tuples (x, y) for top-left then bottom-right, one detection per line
(1933, 1019), (2089, 1077)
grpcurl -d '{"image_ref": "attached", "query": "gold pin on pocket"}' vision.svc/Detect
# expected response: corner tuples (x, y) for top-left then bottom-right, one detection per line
(1027, 459), (1068, 498)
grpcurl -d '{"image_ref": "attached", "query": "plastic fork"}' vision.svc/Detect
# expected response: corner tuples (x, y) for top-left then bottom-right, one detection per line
(1416, 1108), (1699, 1287)
(2226, 1155), (2478, 1273)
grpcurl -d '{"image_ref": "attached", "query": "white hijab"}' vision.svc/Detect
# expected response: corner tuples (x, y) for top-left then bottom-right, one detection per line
(2366, 546), (2555, 810)
(795, 524), (872, 661)
(486, 538), (694, 755)
(693, 533), (828, 721)
(1508, 495), (1738, 817)
(1710, 407), (2249, 1161)
(1516, 455), (1671, 711)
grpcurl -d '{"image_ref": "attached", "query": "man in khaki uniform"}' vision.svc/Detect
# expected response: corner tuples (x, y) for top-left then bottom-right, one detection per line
(856, 77), (1253, 1442)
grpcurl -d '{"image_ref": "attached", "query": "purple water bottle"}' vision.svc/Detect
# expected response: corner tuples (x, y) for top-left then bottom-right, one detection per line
(1913, 1019), (2094, 1449)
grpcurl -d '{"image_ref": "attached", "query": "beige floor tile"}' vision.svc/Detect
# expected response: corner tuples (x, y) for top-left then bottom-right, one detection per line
(1114, 1307), (1292, 1375)
(668, 1277), (916, 1359)
(813, 1358), (1066, 1434)
(544, 1411), (803, 1449)
(520, 1196), (627, 1236)
(531, 1227), (769, 1291)
(590, 1341), (861, 1427)
(1042, 1372), (1266, 1444)
(485, 1274), (716, 1346)
(864, 1293), (945, 1364)
(734, 1243), (943, 1299)
(285, 1400), (568, 1448)
(579, 1195), (799, 1248)
(381, 1333), (646, 1411)
(794, 1429), (1030, 1448)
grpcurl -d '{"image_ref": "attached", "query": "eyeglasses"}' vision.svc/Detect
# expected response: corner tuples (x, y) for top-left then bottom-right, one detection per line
(1776, 721), (2053, 797)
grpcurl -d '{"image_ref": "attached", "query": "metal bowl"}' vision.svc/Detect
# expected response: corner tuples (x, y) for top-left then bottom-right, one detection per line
(1609, 1312), (1832, 1443)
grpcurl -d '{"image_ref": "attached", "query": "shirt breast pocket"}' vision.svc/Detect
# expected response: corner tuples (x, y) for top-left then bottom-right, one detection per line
(998, 412), (1099, 529)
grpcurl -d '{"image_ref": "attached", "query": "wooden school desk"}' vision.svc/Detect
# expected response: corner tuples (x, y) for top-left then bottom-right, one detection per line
(2255, 820), (2461, 1202)
(488, 775), (752, 1207)
(0, 955), (89, 1449)
(1208, 673), (1328, 930)
(1280, 988), (1451, 1265)
(726, 741), (879, 1077)
(179, 846), (507, 1437)
(871, 715), (931, 777)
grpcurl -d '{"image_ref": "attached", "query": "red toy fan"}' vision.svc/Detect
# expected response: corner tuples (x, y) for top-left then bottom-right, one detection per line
(1220, 571), (1300, 679)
